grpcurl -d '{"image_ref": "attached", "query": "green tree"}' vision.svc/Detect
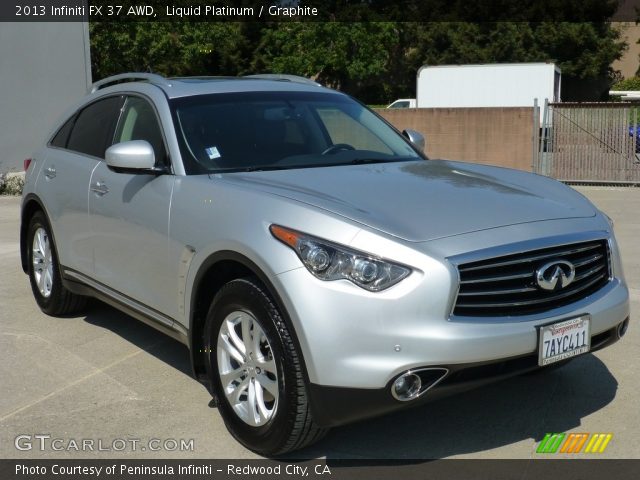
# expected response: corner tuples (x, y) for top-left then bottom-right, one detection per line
(89, 2), (626, 102)
(255, 22), (400, 100)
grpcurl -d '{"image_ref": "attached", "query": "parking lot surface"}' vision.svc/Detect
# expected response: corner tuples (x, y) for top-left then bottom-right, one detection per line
(0, 186), (638, 459)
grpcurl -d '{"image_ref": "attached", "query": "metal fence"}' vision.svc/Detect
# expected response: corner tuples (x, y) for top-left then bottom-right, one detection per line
(536, 102), (640, 183)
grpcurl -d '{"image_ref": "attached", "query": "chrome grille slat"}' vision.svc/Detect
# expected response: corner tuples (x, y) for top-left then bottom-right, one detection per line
(460, 271), (532, 284)
(453, 240), (611, 317)
(457, 286), (538, 296)
(458, 243), (601, 272)
(573, 263), (605, 282)
(572, 253), (603, 268)
(456, 273), (606, 309)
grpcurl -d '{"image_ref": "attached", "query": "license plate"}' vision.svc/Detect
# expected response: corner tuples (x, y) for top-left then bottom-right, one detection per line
(538, 316), (591, 366)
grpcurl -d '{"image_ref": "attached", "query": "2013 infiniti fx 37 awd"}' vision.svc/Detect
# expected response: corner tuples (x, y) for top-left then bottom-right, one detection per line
(20, 73), (629, 455)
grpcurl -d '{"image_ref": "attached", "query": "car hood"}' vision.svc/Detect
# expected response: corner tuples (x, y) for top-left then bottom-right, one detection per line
(217, 160), (597, 242)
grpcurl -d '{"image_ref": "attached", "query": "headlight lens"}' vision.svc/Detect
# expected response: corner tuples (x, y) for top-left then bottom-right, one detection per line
(270, 225), (411, 291)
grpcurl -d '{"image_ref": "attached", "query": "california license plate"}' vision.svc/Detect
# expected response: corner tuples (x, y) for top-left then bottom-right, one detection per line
(538, 316), (591, 366)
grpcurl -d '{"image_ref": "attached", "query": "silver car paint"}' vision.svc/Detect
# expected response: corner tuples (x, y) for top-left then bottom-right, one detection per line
(216, 160), (598, 242)
(23, 77), (630, 392)
(38, 148), (101, 277)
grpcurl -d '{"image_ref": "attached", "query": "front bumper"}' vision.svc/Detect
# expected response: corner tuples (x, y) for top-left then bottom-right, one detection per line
(275, 265), (629, 390)
(307, 318), (627, 427)
(270, 225), (630, 428)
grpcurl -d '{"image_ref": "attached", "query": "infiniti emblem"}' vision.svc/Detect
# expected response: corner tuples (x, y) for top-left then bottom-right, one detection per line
(535, 260), (576, 291)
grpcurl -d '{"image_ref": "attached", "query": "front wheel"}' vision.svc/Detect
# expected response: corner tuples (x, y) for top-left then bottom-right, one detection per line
(204, 277), (326, 455)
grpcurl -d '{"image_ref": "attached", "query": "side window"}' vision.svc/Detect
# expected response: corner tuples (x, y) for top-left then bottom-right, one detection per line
(114, 97), (167, 165)
(50, 114), (76, 148)
(67, 96), (124, 158)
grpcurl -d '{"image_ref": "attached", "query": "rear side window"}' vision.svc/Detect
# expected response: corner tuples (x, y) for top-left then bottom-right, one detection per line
(50, 115), (76, 148)
(67, 96), (124, 158)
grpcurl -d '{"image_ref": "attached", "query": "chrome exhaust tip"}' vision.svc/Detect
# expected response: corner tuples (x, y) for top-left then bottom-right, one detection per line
(617, 318), (629, 339)
(391, 367), (448, 402)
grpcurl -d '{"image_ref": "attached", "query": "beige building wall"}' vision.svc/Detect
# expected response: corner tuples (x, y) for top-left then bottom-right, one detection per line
(613, 22), (640, 79)
(377, 107), (536, 172)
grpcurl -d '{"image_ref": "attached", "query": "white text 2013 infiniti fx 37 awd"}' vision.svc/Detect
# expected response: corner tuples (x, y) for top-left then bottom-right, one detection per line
(20, 73), (629, 455)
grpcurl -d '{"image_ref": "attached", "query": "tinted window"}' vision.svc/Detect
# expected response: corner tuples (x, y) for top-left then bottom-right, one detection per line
(114, 96), (167, 165)
(67, 96), (124, 158)
(50, 114), (76, 148)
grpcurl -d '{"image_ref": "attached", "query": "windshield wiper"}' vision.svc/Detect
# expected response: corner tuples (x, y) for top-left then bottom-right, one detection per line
(348, 158), (401, 165)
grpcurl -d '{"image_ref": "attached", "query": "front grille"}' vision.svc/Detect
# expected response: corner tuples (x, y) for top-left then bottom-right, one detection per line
(453, 240), (611, 317)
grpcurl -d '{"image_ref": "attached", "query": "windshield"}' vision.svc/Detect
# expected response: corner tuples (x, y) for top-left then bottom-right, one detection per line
(171, 91), (422, 174)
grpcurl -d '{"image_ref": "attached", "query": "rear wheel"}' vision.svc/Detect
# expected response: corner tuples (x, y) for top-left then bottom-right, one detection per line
(204, 277), (327, 455)
(27, 211), (86, 315)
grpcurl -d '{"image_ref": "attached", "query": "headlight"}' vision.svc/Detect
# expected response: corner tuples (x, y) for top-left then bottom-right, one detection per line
(270, 225), (411, 291)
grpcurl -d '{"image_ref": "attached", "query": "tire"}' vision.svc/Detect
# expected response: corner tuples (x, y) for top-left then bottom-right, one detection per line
(26, 211), (87, 316)
(204, 277), (327, 456)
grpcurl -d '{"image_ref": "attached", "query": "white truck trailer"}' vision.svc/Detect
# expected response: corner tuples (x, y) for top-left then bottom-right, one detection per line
(416, 63), (561, 114)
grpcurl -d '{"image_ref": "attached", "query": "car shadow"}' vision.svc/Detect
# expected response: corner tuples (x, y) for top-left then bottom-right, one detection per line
(293, 353), (618, 460)
(81, 300), (618, 461)
(81, 299), (193, 378)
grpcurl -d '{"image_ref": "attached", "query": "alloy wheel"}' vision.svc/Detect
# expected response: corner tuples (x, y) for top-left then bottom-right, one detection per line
(32, 227), (53, 298)
(217, 311), (279, 426)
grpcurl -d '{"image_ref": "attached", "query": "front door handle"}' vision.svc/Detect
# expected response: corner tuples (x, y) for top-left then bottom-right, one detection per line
(90, 181), (109, 196)
(44, 167), (56, 179)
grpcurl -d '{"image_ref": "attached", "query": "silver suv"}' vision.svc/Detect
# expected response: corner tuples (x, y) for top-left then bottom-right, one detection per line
(21, 73), (629, 455)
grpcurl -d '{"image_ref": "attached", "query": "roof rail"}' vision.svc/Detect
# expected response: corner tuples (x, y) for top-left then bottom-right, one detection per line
(244, 74), (322, 87)
(90, 73), (172, 93)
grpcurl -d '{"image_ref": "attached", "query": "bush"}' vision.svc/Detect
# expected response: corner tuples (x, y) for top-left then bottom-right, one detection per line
(0, 173), (25, 196)
(612, 77), (640, 91)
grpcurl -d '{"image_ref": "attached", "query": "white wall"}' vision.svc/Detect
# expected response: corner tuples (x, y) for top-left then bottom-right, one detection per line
(0, 22), (91, 172)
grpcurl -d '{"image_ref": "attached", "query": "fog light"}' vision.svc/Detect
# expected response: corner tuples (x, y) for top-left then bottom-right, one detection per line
(392, 373), (422, 401)
(617, 318), (629, 339)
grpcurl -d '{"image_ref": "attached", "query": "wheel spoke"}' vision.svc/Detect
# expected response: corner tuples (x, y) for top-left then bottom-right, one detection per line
(256, 373), (278, 397)
(254, 379), (270, 422)
(220, 335), (245, 365)
(38, 267), (46, 292)
(43, 235), (50, 257)
(225, 318), (246, 356)
(257, 357), (277, 376)
(44, 267), (53, 294)
(220, 367), (245, 388)
(247, 378), (259, 426)
(37, 230), (47, 255)
(231, 376), (250, 405)
(241, 316), (253, 356)
(252, 329), (263, 360)
(32, 250), (44, 265)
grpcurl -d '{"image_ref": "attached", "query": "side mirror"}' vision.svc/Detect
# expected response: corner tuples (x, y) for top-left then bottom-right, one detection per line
(403, 129), (426, 152)
(105, 140), (158, 173)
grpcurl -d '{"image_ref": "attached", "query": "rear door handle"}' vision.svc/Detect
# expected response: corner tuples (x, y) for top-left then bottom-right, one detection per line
(44, 167), (56, 179)
(90, 181), (109, 196)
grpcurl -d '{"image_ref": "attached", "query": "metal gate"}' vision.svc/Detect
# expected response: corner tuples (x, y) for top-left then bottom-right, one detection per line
(536, 102), (640, 183)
